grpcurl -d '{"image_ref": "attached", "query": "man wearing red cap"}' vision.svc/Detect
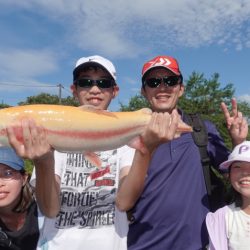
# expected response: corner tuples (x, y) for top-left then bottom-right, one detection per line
(116, 55), (248, 249)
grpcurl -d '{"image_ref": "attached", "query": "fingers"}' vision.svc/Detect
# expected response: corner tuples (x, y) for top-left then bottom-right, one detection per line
(230, 97), (238, 117)
(230, 111), (244, 130)
(142, 110), (189, 153)
(220, 102), (230, 120)
(6, 121), (25, 156)
(221, 98), (240, 130)
(222, 98), (238, 119)
(147, 111), (178, 142)
(6, 118), (51, 160)
(22, 118), (33, 153)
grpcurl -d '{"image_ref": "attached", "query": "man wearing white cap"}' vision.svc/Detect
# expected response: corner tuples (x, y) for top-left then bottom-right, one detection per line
(206, 141), (250, 250)
(28, 55), (133, 250)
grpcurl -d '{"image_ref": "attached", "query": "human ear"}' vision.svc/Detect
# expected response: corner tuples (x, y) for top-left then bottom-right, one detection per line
(112, 85), (119, 99)
(70, 84), (78, 99)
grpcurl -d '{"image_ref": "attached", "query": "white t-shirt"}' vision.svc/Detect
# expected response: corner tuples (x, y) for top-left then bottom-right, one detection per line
(206, 203), (250, 250)
(226, 203), (250, 250)
(31, 146), (135, 250)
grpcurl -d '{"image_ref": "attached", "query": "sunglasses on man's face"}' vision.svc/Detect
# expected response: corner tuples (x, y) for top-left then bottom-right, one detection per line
(75, 78), (115, 89)
(143, 76), (182, 88)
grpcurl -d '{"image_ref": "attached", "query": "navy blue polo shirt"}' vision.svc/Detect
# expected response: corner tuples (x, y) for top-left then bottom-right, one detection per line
(127, 119), (230, 250)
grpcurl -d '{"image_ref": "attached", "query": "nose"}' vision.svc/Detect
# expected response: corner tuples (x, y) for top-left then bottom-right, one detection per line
(241, 166), (250, 176)
(89, 84), (102, 93)
(158, 81), (168, 90)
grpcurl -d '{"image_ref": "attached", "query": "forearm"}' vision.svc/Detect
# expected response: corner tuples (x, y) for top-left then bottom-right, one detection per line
(116, 149), (152, 211)
(33, 152), (61, 218)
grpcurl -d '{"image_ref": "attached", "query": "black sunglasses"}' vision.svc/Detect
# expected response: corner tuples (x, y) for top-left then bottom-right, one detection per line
(75, 78), (115, 89)
(143, 75), (182, 88)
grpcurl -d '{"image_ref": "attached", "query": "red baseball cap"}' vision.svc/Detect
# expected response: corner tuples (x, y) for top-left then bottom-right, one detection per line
(142, 55), (182, 78)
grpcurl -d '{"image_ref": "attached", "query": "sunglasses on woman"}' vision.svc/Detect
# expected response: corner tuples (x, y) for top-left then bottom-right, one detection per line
(75, 78), (115, 89)
(143, 75), (182, 88)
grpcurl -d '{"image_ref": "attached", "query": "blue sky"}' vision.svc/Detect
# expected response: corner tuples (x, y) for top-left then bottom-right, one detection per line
(0, 0), (250, 111)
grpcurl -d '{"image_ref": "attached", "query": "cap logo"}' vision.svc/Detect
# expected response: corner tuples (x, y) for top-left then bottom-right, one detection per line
(149, 57), (171, 68)
(239, 145), (250, 154)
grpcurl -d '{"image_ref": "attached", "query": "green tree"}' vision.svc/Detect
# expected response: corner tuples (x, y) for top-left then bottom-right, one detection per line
(0, 103), (11, 109)
(24, 159), (34, 174)
(179, 72), (235, 115)
(120, 94), (149, 111)
(18, 93), (78, 106)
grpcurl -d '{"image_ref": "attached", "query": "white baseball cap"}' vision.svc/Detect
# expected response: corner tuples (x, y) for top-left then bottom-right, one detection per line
(220, 141), (250, 170)
(73, 55), (116, 81)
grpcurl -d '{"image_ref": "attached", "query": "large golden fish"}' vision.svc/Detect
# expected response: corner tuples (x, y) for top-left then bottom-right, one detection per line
(0, 104), (192, 167)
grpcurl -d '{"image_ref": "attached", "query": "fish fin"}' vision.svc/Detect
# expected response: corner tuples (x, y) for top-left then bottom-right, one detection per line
(177, 119), (193, 133)
(84, 151), (102, 168)
(127, 136), (148, 154)
(78, 105), (117, 118)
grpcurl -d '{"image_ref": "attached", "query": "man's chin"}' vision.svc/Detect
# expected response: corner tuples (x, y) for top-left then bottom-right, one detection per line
(153, 104), (172, 113)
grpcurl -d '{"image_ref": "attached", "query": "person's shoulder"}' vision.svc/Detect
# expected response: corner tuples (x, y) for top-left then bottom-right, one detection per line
(206, 205), (229, 222)
(206, 205), (229, 250)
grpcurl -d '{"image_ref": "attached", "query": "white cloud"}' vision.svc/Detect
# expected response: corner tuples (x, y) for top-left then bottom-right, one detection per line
(122, 77), (138, 86)
(130, 87), (141, 93)
(1, 0), (250, 57)
(0, 49), (59, 81)
(238, 94), (250, 104)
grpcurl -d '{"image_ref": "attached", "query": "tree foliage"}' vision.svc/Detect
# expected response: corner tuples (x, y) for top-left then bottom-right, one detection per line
(0, 103), (11, 109)
(119, 95), (149, 111)
(179, 72), (235, 115)
(18, 93), (78, 106)
(120, 72), (250, 148)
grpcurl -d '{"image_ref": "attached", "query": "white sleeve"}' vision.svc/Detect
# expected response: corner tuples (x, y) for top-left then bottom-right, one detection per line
(54, 150), (67, 177)
(117, 145), (135, 170)
(29, 150), (66, 188)
(206, 206), (229, 250)
(29, 168), (37, 188)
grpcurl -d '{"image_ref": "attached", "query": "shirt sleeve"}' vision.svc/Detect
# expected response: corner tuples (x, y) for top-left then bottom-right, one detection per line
(29, 168), (36, 188)
(206, 206), (229, 250)
(117, 145), (135, 170)
(29, 150), (65, 188)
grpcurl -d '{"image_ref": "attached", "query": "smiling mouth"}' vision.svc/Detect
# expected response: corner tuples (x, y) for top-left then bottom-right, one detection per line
(156, 95), (170, 100)
(88, 98), (102, 102)
(240, 180), (250, 185)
